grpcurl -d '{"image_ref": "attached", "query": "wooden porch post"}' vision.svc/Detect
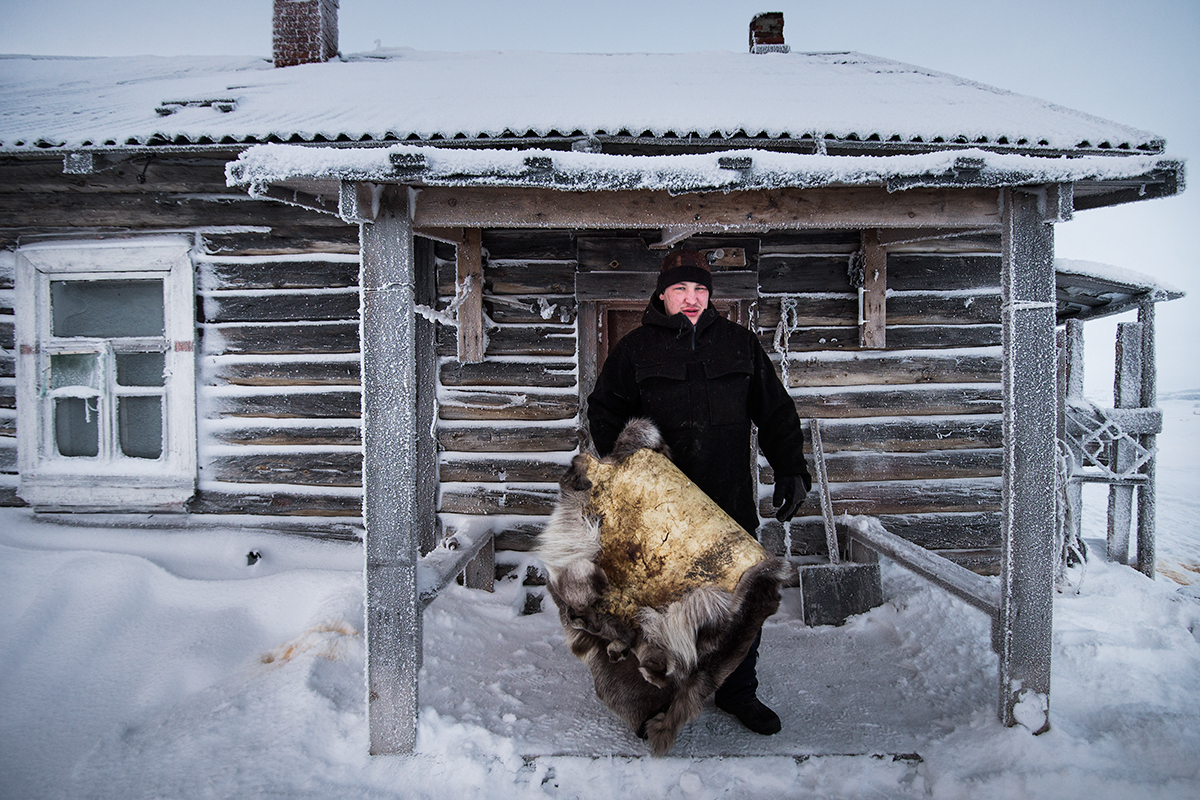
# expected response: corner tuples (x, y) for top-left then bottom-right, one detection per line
(361, 185), (437, 754)
(1136, 297), (1157, 578)
(998, 188), (1056, 733)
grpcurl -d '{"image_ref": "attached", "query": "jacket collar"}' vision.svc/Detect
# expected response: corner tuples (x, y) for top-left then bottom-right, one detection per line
(643, 295), (717, 336)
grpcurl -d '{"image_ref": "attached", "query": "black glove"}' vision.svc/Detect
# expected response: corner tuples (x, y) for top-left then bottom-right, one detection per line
(772, 475), (807, 522)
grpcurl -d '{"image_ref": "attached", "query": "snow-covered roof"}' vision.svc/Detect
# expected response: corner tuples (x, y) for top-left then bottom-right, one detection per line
(0, 48), (1169, 157)
(1056, 258), (1186, 321)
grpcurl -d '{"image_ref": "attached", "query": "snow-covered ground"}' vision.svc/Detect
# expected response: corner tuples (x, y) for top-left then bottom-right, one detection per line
(3, 400), (1199, 799)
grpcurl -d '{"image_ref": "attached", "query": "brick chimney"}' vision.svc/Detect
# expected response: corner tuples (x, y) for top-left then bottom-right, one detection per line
(749, 12), (789, 54)
(273, 0), (339, 67)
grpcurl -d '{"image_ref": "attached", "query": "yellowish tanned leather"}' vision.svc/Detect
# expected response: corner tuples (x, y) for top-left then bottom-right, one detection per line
(581, 448), (767, 625)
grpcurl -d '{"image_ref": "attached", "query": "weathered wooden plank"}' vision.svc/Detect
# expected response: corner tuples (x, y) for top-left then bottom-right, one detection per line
(189, 488), (362, 516)
(0, 156), (233, 194)
(439, 486), (558, 516)
(761, 477), (1001, 517)
(200, 229), (360, 256)
(207, 390), (361, 419)
(885, 324), (1002, 349)
(439, 457), (569, 483)
(821, 448), (1003, 482)
(207, 424), (362, 447)
(765, 323), (1001, 352)
(202, 291), (360, 324)
(411, 186), (1002, 231)
(792, 385), (1002, 419)
(205, 359), (360, 386)
(885, 293), (1002, 324)
(758, 255), (855, 294)
(783, 350), (1001, 387)
(207, 451), (362, 486)
(484, 295), (577, 325)
(757, 292), (1001, 329)
(482, 229), (577, 260)
(491, 521), (546, 551)
(439, 359), (577, 388)
(757, 296), (857, 328)
(201, 322), (360, 355)
(784, 512), (1002, 555)
(0, 191), (354, 230)
(859, 230), (887, 348)
(439, 391), (578, 421)
(808, 415), (1003, 452)
(887, 254), (1001, 292)
(0, 484), (26, 507)
(437, 324), (576, 357)
(0, 442), (17, 472)
(198, 259), (359, 290)
(456, 229), (485, 362)
(438, 259), (577, 296)
(438, 425), (578, 453)
(577, 237), (661, 272)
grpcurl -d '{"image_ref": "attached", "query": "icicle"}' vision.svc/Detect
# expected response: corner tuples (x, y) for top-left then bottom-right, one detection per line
(772, 296), (801, 387)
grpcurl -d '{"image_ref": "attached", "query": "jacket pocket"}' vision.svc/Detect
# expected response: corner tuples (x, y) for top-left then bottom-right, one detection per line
(634, 362), (690, 424)
(704, 360), (753, 424)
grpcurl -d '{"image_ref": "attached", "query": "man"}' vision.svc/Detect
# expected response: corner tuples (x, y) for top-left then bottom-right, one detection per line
(586, 249), (812, 736)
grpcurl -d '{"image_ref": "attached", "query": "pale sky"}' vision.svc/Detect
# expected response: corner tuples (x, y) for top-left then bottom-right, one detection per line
(2, 0), (1197, 393)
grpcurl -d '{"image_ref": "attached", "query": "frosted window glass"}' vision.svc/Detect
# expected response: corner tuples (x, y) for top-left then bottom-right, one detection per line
(51, 280), (164, 337)
(118, 396), (162, 459)
(116, 353), (165, 387)
(55, 397), (99, 457)
(50, 353), (101, 390)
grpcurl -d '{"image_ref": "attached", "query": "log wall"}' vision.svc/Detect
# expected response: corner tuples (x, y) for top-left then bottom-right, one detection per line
(438, 230), (1004, 571)
(435, 230), (580, 549)
(0, 154), (364, 531)
(755, 232), (1004, 571)
(193, 236), (364, 524)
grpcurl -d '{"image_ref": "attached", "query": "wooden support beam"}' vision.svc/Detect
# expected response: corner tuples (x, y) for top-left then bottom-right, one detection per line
(1136, 298), (1157, 578)
(339, 180), (378, 224)
(846, 516), (1001, 618)
(998, 187), (1057, 734)
(412, 186), (1002, 231)
(1059, 319), (1086, 553)
(361, 186), (437, 755)
(859, 229), (887, 348)
(1107, 321), (1143, 565)
(456, 228), (485, 363)
(417, 526), (495, 607)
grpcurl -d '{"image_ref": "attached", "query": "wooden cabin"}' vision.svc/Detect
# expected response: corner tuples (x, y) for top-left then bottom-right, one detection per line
(0, 6), (1185, 753)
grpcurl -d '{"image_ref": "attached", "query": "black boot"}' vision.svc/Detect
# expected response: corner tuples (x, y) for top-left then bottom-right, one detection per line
(716, 696), (781, 735)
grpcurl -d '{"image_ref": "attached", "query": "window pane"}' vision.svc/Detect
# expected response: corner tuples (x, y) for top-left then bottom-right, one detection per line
(50, 352), (102, 390)
(118, 396), (162, 459)
(55, 397), (99, 457)
(51, 279), (165, 338)
(116, 353), (165, 387)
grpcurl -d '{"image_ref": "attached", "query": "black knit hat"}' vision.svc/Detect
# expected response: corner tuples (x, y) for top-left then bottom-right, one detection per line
(656, 250), (713, 295)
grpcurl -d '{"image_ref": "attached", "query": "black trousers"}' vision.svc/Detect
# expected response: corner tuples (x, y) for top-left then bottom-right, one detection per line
(714, 630), (761, 706)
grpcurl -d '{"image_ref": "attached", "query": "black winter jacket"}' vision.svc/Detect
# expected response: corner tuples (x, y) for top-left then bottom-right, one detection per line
(587, 297), (811, 533)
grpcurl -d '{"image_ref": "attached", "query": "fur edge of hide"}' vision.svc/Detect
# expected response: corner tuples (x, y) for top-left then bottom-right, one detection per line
(536, 418), (787, 756)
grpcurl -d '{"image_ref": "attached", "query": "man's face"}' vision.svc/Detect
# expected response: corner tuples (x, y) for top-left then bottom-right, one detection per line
(659, 281), (710, 324)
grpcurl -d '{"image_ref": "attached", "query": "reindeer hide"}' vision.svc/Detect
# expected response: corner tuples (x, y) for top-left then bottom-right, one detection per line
(537, 418), (787, 755)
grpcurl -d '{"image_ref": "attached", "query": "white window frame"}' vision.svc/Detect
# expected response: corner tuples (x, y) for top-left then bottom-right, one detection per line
(15, 237), (197, 511)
